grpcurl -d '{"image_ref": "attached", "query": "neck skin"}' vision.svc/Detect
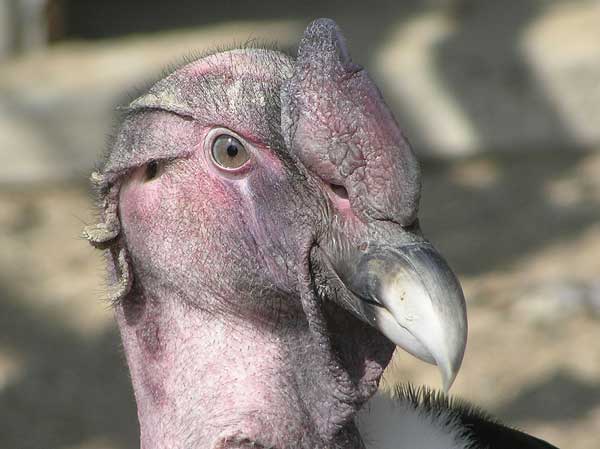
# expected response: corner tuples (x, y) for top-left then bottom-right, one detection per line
(116, 286), (375, 449)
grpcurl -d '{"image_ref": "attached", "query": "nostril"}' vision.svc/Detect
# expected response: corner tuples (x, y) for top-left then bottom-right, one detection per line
(329, 183), (349, 200)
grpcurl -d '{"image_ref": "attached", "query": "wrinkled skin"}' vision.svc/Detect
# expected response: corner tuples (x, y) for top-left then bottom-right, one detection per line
(86, 19), (466, 449)
(281, 19), (420, 225)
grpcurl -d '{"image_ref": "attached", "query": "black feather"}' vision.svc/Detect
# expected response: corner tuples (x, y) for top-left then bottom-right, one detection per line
(393, 385), (560, 449)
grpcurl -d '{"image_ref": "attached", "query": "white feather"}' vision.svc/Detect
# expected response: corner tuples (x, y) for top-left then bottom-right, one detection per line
(357, 392), (473, 449)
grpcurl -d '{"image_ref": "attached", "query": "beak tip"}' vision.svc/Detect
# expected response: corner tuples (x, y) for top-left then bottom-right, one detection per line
(440, 359), (459, 393)
(441, 324), (467, 393)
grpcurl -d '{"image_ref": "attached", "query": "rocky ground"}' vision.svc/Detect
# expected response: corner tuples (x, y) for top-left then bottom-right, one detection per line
(0, 149), (598, 449)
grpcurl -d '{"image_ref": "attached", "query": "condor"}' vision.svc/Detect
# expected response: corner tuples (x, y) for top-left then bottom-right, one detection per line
(85, 18), (558, 449)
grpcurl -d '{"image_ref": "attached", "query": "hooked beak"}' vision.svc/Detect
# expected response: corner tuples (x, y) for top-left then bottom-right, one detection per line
(337, 243), (468, 391)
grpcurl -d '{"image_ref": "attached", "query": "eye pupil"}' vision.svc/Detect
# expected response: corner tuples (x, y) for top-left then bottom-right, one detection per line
(145, 160), (159, 181)
(211, 134), (250, 170)
(226, 144), (238, 158)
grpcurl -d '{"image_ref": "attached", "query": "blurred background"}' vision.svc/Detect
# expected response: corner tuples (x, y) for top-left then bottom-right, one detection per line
(1, 0), (599, 448)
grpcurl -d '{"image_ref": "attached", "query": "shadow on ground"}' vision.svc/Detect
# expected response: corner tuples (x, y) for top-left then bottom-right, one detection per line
(0, 280), (137, 449)
(420, 151), (600, 276)
(433, 0), (574, 150)
(496, 370), (600, 423)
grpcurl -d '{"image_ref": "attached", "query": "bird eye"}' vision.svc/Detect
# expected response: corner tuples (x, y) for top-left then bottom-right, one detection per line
(211, 134), (250, 170)
(144, 160), (161, 182)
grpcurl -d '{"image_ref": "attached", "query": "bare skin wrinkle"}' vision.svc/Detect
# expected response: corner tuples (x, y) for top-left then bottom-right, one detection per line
(281, 18), (421, 225)
(82, 172), (121, 248)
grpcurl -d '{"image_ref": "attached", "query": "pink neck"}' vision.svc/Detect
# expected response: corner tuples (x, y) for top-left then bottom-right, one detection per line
(116, 290), (368, 449)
